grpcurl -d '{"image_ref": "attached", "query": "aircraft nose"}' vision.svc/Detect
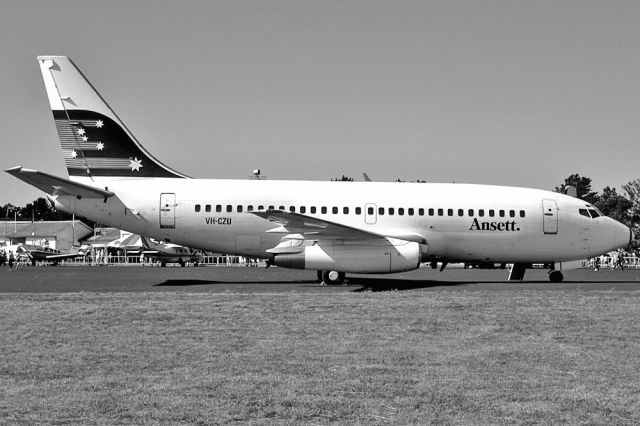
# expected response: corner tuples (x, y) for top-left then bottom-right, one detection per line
(613, 222), (634, 250)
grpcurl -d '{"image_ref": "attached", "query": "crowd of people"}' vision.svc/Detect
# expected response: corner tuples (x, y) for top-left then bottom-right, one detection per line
(0, 249), (20, 270)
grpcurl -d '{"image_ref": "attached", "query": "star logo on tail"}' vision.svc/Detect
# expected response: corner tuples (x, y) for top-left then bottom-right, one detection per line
(129, 157), (143, 172)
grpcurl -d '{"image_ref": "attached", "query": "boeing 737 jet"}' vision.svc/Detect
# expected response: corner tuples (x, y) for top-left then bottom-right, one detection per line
(6, 56), (634, 283)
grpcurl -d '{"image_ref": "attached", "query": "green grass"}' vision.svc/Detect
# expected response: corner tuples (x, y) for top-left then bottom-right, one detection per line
(1, 291), (639, 424)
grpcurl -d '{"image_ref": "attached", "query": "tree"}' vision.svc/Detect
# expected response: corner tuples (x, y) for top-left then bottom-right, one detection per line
(622, 179), (640, 234)
(331, 175), (353, 182)
(554, 174), (599, 204)
(594, 187), (633, 224)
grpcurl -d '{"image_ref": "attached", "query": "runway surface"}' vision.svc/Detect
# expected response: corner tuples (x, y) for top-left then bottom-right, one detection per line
(0, 265), (639, 293)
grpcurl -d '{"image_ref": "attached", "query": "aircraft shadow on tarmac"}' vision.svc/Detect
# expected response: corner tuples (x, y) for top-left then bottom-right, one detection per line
(154, 279), (320, 287)
(153, 277), (473, 290)
(348, 277), (474, 292)
(153, 277), (638, 290)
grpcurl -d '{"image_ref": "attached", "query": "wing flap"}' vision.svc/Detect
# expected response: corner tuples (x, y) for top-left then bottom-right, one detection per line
(5, 166), (114, 198)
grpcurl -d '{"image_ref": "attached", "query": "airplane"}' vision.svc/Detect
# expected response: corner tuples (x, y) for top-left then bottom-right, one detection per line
(5, 56), (634, 284)
(1, 243), (84, 266)
(140, 236), (203, 267)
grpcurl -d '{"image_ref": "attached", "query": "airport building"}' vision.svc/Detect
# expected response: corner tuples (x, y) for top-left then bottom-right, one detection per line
(0, 220), (92, 251)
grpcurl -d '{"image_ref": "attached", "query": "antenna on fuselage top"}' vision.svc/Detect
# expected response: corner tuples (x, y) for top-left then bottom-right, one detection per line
(565, 185), (577, 197)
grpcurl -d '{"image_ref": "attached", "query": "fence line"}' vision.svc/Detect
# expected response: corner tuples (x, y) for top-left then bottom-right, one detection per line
(62, 255), (267, 267)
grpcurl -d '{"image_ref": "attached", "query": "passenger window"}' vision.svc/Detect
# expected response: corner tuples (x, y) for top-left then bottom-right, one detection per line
(289, 206), (295, 212)
(468, 209), (474, 216)
(195, 204), (201, 212)
(579, 209), (590, 218)
(509, 210), (515, 218)
(389, 208), (395, 215)
(458, 209), (464, 217)
(321, 207), (327, 214)
(438, 209), (444, 216)
(237, 205), (243, 213)
(356, 207), (362, 215)
(499, 210), (505, 217)
(419, 208), (425, 216)
(398, 208), (404, 216)
(447, 209), (453, 216)
(332, 207), (338, 214)
(408, 208), (414, 216)
(226, 205), (232, 213)
(311, 206), (316, 214)
(368, 207), (374, 215)
(216, 205), (222, 213)
(588, 209), (600, 218)
(300, 206), (306, 214)
(428, 208), (434, 216)
(479, 209), (484, 217)
(279, 205), (285, 210)
(378, 207), (385, 216)
(489, 209), (495, 217)
(247, 205), (254, 211)
(520, 210), (525, 218)
(343, 207), (349, 214)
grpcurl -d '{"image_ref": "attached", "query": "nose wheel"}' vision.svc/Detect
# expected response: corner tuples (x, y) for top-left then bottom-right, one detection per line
(549, 270), (563, 283)
(321, 270), (346, 286)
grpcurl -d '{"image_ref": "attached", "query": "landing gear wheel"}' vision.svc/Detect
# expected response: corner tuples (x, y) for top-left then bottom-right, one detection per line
(322, 270), (346, 286)
(549, 270), (563, 283)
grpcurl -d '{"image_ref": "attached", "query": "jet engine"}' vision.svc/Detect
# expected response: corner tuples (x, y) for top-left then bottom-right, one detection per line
(272, 238), (424, 273)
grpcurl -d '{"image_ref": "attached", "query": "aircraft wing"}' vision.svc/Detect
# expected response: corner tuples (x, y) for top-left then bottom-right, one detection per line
(42, 253), (84, 261)
(251, 210), (382, 240)
(5, 166), (114, 198)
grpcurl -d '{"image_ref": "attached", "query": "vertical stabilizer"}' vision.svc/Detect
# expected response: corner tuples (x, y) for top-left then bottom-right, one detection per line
(37, 56), (188, 180)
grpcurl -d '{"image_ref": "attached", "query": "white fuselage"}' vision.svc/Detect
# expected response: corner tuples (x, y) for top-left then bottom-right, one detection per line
(51, 177), (631, 267)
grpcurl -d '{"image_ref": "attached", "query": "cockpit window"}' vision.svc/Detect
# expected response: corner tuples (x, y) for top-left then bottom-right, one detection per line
(579, 209), (590, 218)
(588, 209), (600, 218)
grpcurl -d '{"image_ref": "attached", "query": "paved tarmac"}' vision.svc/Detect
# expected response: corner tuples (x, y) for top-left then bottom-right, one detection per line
(0, 265), (639, 293)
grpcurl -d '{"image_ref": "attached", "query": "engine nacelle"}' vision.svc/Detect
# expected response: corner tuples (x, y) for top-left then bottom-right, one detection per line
(273, 238), (424, 274)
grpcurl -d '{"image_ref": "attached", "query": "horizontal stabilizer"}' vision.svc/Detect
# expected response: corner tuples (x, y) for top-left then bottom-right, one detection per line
(5, 166), (114, 198)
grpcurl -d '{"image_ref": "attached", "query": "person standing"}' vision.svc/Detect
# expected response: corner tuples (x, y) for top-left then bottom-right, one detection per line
(8, 251), (15, 270)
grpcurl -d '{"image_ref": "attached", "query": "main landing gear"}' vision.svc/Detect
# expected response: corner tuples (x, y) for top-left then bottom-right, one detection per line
(318, 270), (346, 286)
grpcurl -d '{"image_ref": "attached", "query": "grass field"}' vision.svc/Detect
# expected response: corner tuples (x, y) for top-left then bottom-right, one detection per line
(1, 290), (639, 424)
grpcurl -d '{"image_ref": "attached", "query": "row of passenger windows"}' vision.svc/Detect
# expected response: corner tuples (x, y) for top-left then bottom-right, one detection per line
(194, 204), (526, 218)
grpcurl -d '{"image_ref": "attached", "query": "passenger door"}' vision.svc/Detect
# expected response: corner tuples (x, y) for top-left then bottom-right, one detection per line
(160, 193), (176, 229)
(542, 199), (558, 234)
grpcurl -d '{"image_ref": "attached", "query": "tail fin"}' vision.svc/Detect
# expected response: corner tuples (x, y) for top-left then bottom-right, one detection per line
(37, 56), (188, 180)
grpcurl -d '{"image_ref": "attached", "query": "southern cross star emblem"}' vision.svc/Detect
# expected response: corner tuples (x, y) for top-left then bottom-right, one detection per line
(129, 157), (143, 172)
(77, 128), (85, 136)
(96, 142), (104, 150)
(70, 150), (77, 158)
(95, 120), (104, 128)
(82, 136), (88, 142)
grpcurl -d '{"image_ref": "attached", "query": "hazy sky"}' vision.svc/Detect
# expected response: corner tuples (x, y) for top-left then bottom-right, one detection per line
(1, 0), (639, 205)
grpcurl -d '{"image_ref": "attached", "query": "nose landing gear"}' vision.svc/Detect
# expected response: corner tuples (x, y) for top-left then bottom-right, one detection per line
(548, 269), (563, 283)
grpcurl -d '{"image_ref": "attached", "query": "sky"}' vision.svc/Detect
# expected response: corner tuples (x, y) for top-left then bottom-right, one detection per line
(1, 0), (639, 206)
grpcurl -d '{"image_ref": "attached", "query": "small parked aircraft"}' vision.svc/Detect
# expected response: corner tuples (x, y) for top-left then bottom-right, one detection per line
(140, 237), (203, 267)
